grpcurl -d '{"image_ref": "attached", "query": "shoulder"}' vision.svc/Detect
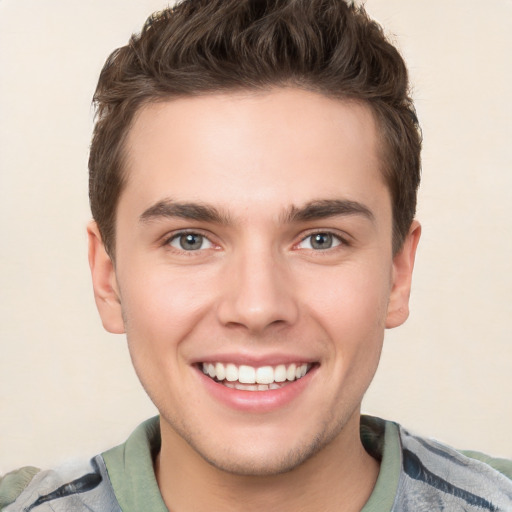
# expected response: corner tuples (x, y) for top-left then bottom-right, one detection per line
(361, 416), (512, 511)
(461, 449), (512, 480)
(0, 467), (40, 510)
(0, 418), (161, 512)
(395, 423), (512, 511)
(0, 456), (121, 512)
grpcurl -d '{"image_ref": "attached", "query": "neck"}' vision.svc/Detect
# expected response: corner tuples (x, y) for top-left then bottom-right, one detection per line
(155, 413), (379, 512)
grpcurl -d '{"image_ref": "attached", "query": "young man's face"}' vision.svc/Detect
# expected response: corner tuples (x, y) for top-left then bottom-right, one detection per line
(90, 88), (419, 475)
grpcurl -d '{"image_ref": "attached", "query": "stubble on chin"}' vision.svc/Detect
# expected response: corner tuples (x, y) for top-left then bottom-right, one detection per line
(161, 407), (355, 478)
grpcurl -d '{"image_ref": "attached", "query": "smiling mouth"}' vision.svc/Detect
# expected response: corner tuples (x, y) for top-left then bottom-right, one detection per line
(200, 362), (313, 391)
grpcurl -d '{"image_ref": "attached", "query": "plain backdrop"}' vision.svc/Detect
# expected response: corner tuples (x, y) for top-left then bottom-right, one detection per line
(1, 0), (511, 473)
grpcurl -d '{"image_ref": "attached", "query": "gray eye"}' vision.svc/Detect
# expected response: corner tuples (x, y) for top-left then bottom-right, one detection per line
(170, 233), (211, 251)
(310, 233), (334, 250)
(181, 233), (203, 250)
(298, 232), (341, 250)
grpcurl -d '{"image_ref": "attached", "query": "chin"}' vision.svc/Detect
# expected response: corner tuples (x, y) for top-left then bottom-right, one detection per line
(200, 444), (321, 477)
(181, 418), (344, 477)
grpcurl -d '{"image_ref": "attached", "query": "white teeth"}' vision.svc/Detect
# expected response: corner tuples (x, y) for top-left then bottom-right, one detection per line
(236, 383), (257, 391)
(256, 366), (274, 384)
(295, 364), (307, 379)
(238, 365), (256, 384)
(274, 364), (287, 382)
(215, 362), (226, 381)
(225, 363), (238, 382)
(201, 361), (311, 388)
(224, 382), (280, 392)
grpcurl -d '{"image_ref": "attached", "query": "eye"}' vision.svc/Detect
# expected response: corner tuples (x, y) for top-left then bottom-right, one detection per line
(168, 232), (214, 251)
(298, 232), (342, 250)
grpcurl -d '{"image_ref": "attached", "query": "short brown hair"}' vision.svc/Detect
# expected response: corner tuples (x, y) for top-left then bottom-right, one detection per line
(89, 0), (421, 257)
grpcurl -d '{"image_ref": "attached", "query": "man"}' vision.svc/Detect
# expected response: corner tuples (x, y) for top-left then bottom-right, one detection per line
(1, 0), (511, 511)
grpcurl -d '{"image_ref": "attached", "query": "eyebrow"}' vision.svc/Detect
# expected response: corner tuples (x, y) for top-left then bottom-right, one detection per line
(282, 199), (375, 223)
(139, 199), (232, 225)
(139, 198), (374, 225)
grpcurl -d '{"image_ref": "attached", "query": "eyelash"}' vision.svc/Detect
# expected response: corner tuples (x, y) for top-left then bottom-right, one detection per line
(162, 229), (348, 254)
(163, 230), (217, 253)
(296, 230), (348, 252)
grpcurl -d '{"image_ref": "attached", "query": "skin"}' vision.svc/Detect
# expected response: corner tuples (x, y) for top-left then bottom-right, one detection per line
(88, 88), (420, 512)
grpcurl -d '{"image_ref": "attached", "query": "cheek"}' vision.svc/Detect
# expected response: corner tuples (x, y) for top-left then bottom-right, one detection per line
(118, 267), (217, 413)
(118, 265), (216, 352)
(301, 260), (391, 383)
(304, 262), (392, 334)
(294, 263), (390, 416)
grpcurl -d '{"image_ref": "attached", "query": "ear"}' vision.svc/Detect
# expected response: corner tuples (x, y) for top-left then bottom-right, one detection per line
(87, 222), (125, 334)
(385, 220), (421, 329)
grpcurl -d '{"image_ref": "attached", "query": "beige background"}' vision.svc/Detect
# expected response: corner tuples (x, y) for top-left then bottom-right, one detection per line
(0, 0), (511, 473)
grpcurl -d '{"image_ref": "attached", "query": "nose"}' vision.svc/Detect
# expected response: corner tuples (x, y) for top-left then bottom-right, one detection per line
(216, 247), (299, 334)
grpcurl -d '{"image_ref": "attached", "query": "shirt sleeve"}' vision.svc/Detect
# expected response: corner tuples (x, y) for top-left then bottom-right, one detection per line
(0, 467), (40, 510)
(462, 450), (512, 480)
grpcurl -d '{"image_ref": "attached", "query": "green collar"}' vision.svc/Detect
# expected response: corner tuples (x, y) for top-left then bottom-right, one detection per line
(102, 417), (168, 512)
(360, 415), (401, 512)
(102, 416), (401, 512)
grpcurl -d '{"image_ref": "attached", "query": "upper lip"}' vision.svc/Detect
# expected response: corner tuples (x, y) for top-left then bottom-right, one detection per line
(191, 353), (318, 367)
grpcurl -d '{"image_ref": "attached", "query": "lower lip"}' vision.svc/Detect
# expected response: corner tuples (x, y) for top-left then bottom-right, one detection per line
(196, 366), (317, 413)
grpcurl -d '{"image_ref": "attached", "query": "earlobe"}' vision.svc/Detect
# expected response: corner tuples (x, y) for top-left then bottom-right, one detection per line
(87, 222), (125, 334)
(385, 220), (421, 329)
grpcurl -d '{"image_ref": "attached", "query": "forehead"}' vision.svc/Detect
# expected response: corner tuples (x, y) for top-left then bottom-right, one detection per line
(120, 88), (389, 222)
